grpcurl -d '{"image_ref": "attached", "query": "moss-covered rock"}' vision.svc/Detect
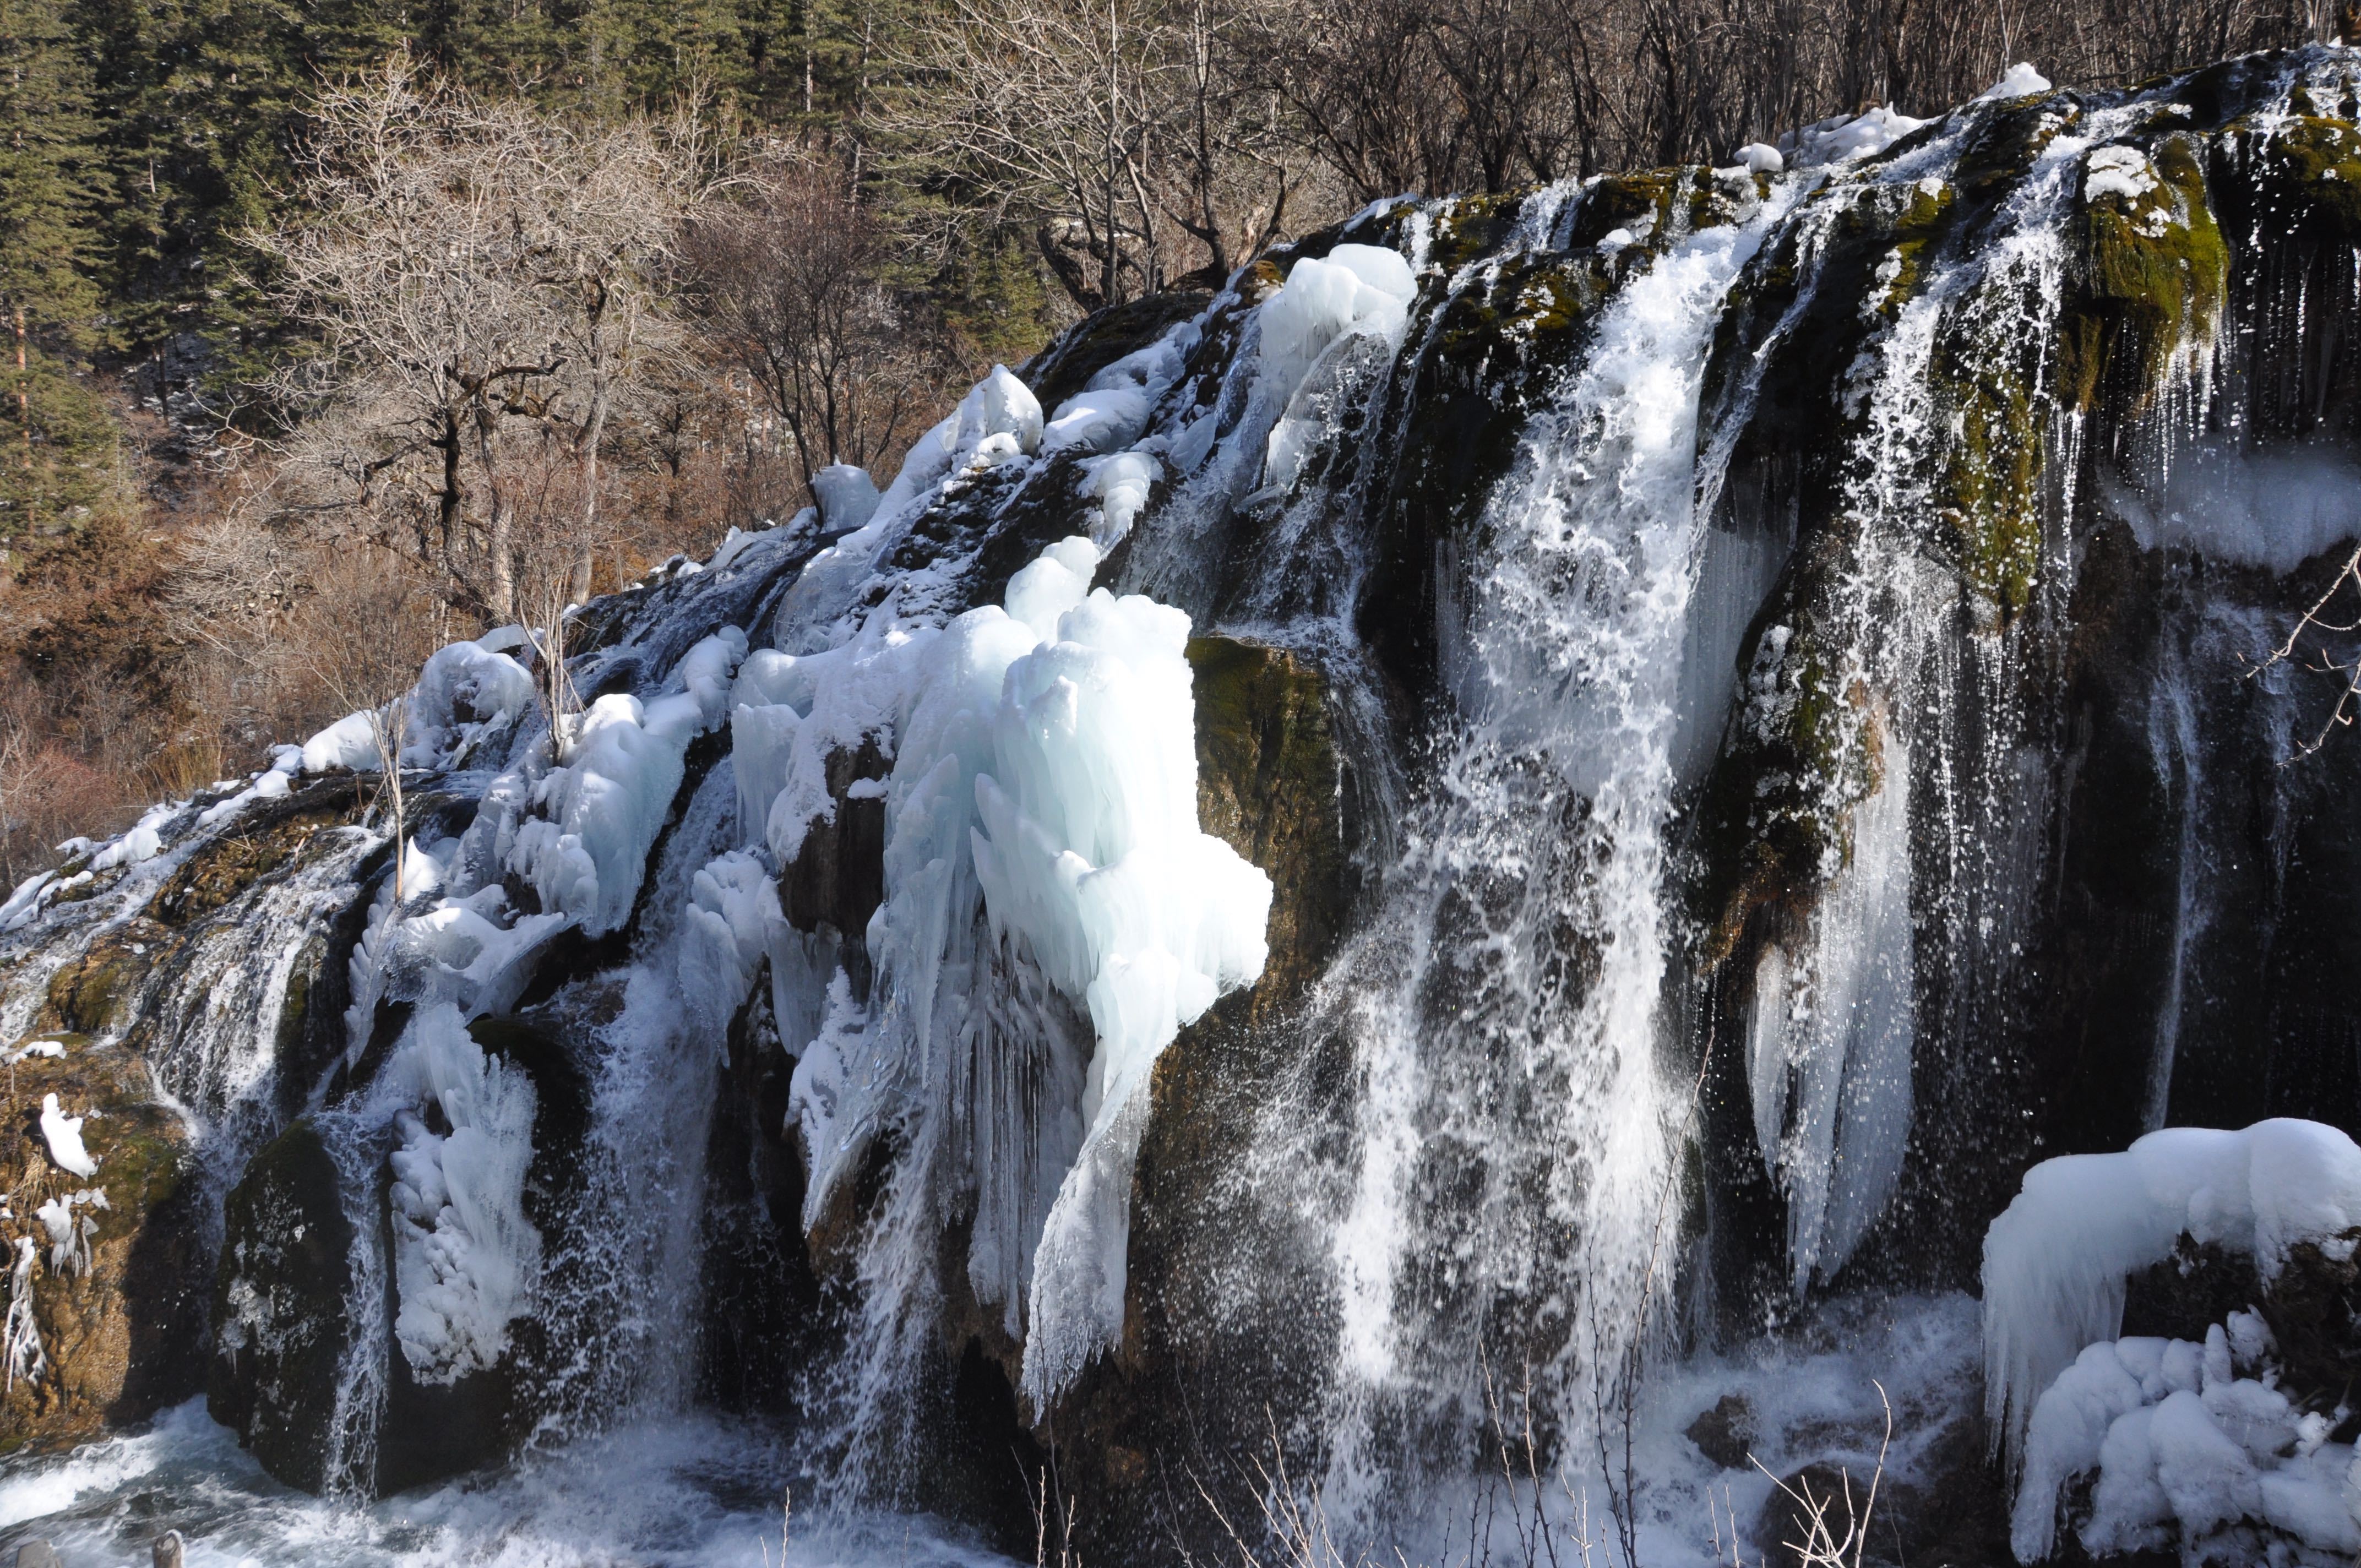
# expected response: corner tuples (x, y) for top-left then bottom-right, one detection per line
(149, 791), (363, 928)
(0, 1036), (203, 1456)
(41, 929), (161, 1041)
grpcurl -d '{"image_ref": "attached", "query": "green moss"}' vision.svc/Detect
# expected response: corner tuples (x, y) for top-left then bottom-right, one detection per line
(2061, 135), (2229, 413)
(1187, 637), (1350, 1005)
(45, 938), (153, 1038)
(1424, 190), (1532, 274)
(2256, 115), (2361, 238)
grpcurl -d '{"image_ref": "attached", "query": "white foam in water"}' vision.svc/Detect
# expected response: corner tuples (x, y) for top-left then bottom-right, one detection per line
(0, 1401), (1021, 1568)
(2107, 437), (2361, 571)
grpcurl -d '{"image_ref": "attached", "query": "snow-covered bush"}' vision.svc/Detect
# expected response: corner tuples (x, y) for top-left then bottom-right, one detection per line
(1985, 1120), (2361, 1561)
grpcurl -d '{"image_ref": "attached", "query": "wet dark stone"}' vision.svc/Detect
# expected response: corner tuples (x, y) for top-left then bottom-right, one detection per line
(1687, 1392), (1759, 1470)
(206, 1119), (356, 1493)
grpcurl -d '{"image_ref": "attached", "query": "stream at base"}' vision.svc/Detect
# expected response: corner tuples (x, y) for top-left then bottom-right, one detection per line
(0, 1295), (1981, 1568)
(0, 1405), (1018, 1568)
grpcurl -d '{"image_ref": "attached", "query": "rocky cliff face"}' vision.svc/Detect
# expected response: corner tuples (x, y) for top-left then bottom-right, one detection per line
(1, 44), (2359, 1568)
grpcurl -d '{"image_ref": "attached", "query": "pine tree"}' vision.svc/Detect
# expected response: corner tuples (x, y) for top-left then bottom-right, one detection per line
(0, 0), (119, 546)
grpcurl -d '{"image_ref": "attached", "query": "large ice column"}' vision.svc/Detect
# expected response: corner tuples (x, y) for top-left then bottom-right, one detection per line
(1747, 722), (1916, 1291)
(383, 1004), (544, 1384)
(766, 529), (1272, 1406)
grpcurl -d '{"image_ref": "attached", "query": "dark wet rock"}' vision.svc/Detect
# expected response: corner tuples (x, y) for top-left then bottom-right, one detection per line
(697, 962), (822, 1412)
(42, 928), (161, 1042)
(149, 783), (367, 928)
(1687, 1391), (1759, 1470)
(1760, 1415), (2008, 1568)
(206, 1118), (353, 1490)
(1045, 636), (1354, 1562)
(779, 737), (891, 960)
(1022, 291), (1212, 413)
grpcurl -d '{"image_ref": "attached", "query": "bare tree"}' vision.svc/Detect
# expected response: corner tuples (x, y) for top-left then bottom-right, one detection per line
(254, 56), (714, 628)
(686, 164), (940, 507)
(874, 0), (1293, 309)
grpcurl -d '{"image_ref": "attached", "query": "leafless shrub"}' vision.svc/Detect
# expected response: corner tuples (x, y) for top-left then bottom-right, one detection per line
(2250, 540), (2361, 761)
(684, 164), (945, 508)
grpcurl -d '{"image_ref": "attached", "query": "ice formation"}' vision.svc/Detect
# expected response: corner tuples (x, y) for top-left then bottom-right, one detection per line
(383, 1004), (543, 1384)
(34, 1189), (106, 1277)
(758, 521), (1273, 1402)
(3, 1237), (42, 1389)
(402, 635), (537, 767)
(2011, 1319), (2361, 1561)
(1984, 1120), (2361, 1461)
(1255, 243), (1419, 496)
(37, 1094), (97, 1179)
(505, 629), (747, 936)
(1747, 725), (1914, 1290)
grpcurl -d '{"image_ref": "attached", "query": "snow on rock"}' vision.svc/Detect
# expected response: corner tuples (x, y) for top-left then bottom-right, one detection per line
(196, 766), (293, 828)
(1984, 1119), (2361, 1464)
(1042, 325), (1194, 459)
(1735, 141), (1784, 174)
(1978, 62), (2054, 101)
(507, 629), (747, 937)
(38, 1093), (98, 1179)
(402, 637), (537, 767)
(810, 463), (882, 535)
(2084, 144), (2162, 205)
(301, 710), (386, 774)
(90, 804), (173, 870)
(2010, 1315), (2361, 1562)
(1783, 105), (1932, 167)
(385, 1003), (542, 1385)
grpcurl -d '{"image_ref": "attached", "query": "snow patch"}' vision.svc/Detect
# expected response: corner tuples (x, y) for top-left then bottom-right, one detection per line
(38, 1094), (97, 1178)
(1978, 62), (2054, 101)
(1783, 105), (1932, 167)
(301, 710), (387, 774)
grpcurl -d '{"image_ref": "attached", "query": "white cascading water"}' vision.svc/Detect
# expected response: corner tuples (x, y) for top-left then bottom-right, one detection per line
(1305, 177), (1798, 1531)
